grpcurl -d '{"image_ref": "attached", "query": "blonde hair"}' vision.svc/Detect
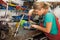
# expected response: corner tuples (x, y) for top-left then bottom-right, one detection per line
(33, 2), (50, 10)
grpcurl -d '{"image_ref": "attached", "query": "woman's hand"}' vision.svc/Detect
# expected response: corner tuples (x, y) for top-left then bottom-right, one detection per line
(31, 25), (39, 29)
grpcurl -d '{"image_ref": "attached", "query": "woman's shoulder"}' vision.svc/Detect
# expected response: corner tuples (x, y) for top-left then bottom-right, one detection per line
(28, 9), (34, 16)
(47, 11), (53, 15)
(29, 9), (34, 13)
(45, 11), (54, 17)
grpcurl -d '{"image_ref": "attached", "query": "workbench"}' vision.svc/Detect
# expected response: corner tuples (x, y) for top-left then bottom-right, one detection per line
(0, 18), (43, 40)
(8, 22), (42, 40)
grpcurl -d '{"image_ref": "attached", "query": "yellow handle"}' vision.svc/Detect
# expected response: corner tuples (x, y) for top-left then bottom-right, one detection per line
(16, 22), (19, 28)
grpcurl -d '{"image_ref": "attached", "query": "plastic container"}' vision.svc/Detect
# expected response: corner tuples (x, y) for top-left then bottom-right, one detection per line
(20, 20), (26, 27)
(23, 21), (31, 29)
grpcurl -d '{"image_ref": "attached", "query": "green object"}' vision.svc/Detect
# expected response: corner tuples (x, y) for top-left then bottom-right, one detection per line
(20, 20), (26, 27)
(44, 11), (58, 35)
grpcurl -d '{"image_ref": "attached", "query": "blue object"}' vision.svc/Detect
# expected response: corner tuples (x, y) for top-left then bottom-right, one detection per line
(0, 4), (15, 10)
(21, 6), (27, 9)
(0, 4), (6, 9)
(12, 14), (29, 22)
(23, 15), (29, 20)
(12, 15), (22, 22)
(8, 6), (15, 10)
(23, 21), (30, 28)
(24, 10), (29, 13)
(0, 4), (2, 6)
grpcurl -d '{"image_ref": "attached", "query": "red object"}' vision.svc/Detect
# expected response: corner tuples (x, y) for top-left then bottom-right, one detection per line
(16, 6), (26, 10)
(21, 8), (26, 10)
(45, 18), (60, 40)
(0, 0), (7, 5)
(16, 6), (21, 10)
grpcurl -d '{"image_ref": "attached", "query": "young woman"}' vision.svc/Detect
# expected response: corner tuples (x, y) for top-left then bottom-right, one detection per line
(29, 2), (58, 40)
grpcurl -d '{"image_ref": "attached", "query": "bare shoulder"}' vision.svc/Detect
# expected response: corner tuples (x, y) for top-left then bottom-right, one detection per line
(28, 9), (34, 16)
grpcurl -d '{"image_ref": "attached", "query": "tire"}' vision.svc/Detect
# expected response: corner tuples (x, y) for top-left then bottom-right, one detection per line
(0, 31), (6, 39)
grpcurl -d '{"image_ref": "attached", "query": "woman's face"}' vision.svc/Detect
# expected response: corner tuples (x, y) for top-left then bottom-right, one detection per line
(34, 8), (45, 16)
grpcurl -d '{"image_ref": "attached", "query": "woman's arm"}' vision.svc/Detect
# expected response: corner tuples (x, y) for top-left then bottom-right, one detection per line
(28, 9), (34, 21)
(28, 9), (34, 16)
(32, 22), (52, 33)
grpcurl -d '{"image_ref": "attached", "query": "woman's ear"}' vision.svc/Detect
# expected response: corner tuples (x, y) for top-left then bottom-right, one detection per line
(41, 8), (45, 12)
